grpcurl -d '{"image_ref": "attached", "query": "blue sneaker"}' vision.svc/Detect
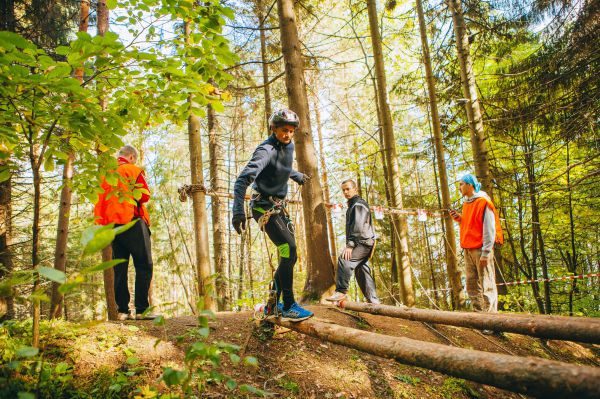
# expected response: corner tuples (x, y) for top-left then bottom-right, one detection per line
(281, 303), (313, 322)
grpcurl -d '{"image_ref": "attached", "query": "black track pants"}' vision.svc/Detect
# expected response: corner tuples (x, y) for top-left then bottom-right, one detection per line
(112, 219), (153, 314)
(252, 208), (296, 310)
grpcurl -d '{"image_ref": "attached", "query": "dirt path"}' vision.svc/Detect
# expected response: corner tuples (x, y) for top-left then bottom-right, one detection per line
(71, 305), (600, 399)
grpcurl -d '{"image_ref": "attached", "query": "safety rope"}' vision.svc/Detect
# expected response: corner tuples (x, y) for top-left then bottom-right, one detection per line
(178, 183), (208, 202)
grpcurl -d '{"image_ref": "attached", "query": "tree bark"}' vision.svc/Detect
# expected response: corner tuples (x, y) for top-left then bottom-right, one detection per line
(208, 103), (228, 310)
(366, 0), (414, 306)
(0, 165), (14, 320)
(416, 0), (464, 309)
(277, 0), (335, 301)
(186, 20), (214, 311)
(0, 0), (15, 31)
(95, 0), (118, 320)
(31, 163), (41, 347)
(311, 78), (337, 264)
(257, 0), (272, 127)
(271, 316), (600, 399)
(447, 0), (492, 197)
(50, 0), (89, 320)
(341, 301), (600, 343)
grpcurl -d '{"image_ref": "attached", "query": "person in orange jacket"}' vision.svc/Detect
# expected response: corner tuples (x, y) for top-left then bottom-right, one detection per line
(449, 173), (499, 314)
(94, 145), (157, 321)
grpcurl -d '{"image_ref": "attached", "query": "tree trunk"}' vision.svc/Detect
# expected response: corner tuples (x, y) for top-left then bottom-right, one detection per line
(523, 133), (551, 313)
(416, 0), (464, 309)
(31, 165), (41, 347)
(257, 0), (272, 127)
(96, 0), (117, 320)
(49, 152), (74, 319)
(271, 316), (600, 399)
(50, 0), (89, 320)
(447, 0), (492, 197)
(208, 103), (228, 310)
(277, 0), (334, 301)
(0, 166), (14, 320)
(186, 21), (214, 312)
(341, 301), (600, 343)
(565, 142), (578, 316)
(366, 0), (414, 306)
(0, 0), (15, 31)
(311, 79), (337, 263)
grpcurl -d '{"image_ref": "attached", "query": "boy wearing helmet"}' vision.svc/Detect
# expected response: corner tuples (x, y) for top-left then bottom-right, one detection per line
(232, 109), (313, 321)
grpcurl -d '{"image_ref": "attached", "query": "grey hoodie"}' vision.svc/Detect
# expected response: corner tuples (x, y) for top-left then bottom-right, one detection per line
(463, 190), (496, 257)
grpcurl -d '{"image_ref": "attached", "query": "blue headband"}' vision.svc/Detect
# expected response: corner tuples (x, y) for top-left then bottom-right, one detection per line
(461, 173), (481, 193)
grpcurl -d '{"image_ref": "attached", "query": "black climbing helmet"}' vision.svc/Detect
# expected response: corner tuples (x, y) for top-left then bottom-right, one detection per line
(268, 109), (300, 128)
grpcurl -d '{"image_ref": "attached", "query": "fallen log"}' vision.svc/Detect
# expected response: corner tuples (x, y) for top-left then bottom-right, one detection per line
(339, 301), (600, 344)
(270, 317), (600, 399)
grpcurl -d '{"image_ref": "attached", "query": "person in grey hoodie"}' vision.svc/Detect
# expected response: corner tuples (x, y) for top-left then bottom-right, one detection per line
(326, 179), (380, 304)
(449, 173), (498, 313)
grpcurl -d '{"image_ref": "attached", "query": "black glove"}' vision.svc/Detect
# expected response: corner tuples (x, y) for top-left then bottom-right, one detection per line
(298, 173), (311, 185)
(232, 214), (246, 235)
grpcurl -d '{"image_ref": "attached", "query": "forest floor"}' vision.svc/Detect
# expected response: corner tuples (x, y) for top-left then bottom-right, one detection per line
(6, 305), (600, 398)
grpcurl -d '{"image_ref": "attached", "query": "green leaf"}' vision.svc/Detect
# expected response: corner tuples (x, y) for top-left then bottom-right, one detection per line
(0, 166), (10, 183)
(153, 315), (165, 326)
(36, 266), (66, 284)
(55, 46), (70, 56)
(162, 367), (187, 387)
(82, 259), (124, 274)
(18, 393), (35, 399)
(16, 346), (39, 358)
(114, 219), (137, 235)
(83, 227), (116, 255)
(225, 379), (237, 390)
(126, 356), (140, 365)
(0, 31), (35, 50)
(229, 353), (240, 364)
(106, 0), (118, 10)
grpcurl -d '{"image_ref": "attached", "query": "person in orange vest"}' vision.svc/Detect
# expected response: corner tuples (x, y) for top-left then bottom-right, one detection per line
(449, 173), (499, 314)
(94, 145), (157, 321)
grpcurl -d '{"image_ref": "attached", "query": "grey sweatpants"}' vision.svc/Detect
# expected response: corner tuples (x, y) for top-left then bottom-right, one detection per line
(336, 244), (380, 304)
(464, 248), (498, 312)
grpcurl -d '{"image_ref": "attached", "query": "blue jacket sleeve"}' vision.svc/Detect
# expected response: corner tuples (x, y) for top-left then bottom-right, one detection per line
(232, 146), (271, 216)
(290, 170), (304, 184)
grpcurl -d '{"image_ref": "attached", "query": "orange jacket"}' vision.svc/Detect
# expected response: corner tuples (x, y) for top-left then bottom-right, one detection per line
(459, 196), (503, 249)
(94, 158), (150, 226)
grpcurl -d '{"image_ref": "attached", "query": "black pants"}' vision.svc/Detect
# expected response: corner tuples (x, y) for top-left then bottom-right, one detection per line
(252, 208), (296, 310)
(336, 244), (380, 304)
(112, 219), (153, 314)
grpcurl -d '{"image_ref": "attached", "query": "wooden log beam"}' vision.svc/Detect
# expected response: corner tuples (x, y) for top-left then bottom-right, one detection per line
(340, 301), (600, 344)
(270, 317), (600, 399)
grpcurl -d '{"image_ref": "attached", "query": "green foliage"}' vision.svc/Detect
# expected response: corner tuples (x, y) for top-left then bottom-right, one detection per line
(156, 301), (267, 397)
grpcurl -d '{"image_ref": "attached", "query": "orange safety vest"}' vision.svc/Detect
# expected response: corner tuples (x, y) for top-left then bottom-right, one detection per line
(459, 196), (503, 249)
(94, 163), (150, 226)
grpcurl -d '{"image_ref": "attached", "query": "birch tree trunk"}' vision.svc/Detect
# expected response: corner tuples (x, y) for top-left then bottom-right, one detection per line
(185, 21), (214, 311)
(366, 0), (414, 306)
(50, 0), (89, 319)
(447, 0), (492, 197)
(208, 103), (228, 310)
(277, 0), (335, 300)
(416, 0), (464, 309)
